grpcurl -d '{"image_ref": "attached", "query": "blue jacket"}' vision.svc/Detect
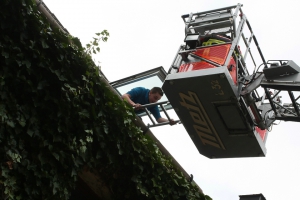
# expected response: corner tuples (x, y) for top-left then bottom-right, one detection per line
(126, 87), (161, 120)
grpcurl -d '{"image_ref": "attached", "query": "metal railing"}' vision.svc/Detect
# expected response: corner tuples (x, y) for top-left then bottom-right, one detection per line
(136, 101), (181, 128)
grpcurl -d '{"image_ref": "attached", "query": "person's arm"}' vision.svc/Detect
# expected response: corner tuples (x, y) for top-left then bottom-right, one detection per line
(150, 106), (177, 125)
(122, 93), (142, 110)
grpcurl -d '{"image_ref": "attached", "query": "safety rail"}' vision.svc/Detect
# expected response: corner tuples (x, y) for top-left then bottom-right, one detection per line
(169, 3), (268, 80)
(136, 101), (181, 128)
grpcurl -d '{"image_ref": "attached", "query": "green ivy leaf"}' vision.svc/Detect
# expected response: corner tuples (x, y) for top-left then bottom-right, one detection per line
(2, 51), (9, 58)
(0, 2), (208, 198)
(52, 152), (59, 161)
(40, 39), (49, 48)
(6, 120), (15, 128)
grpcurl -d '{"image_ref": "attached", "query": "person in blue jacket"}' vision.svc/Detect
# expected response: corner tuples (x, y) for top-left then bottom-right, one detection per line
(122, 87), (175, 125)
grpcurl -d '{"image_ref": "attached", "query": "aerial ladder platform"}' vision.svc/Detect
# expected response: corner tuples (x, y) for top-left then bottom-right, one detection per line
(162, 3), (300, 158)
(112, 4), (300, 159)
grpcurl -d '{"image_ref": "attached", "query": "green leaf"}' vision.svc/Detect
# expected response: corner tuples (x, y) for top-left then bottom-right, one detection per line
(6, 120), (15, 128)
(41, 39), (49, 48)
(18, 119), (26, 127)
(174, 179), (179, 186)
(79, 110), (90, 118)
(84, 129), (93, 134)
(52, 152), (59, 161)
(80, 146), (87, 153)
(86, 136), (93, 143)
(71, 169), (77, 177)
(38, 153), (46, 165)
(37, 80), (48, 89)
(103, 125), (109, 134)
(89, 88), (94, 96)
(2, 51), (9, 58)
(23, 60), (31, 67)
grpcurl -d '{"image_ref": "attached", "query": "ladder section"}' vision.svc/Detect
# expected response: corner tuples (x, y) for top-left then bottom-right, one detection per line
(136, 101), (180, 128)
(181, 4), (239, 37)
(167, 3), (277, 131)
(163, 4), (274, 158)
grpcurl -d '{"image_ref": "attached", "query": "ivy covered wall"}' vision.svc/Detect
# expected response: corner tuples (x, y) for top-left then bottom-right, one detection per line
(0, 0), (211, 199)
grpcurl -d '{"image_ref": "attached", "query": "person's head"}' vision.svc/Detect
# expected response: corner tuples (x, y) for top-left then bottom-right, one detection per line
(149, 87), (164, 103)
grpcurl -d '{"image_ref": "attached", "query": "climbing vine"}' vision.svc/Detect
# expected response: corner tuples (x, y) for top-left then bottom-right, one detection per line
(0, 0), (211, 199)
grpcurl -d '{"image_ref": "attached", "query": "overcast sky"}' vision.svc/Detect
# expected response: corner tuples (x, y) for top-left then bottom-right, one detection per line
(44, 1), (300, 199)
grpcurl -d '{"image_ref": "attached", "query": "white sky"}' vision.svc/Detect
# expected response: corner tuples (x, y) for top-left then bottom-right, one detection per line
(44, 1), (300, 199)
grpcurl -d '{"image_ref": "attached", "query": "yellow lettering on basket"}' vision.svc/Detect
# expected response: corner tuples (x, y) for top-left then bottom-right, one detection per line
(179, 91), (225, 150)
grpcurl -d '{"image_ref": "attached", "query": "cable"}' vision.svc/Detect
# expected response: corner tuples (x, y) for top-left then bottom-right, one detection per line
(272, 120), (281, 126)
(255, 62), (266, 74)
(263, 109), (273, 121)
(267, 123), (273, 132)
(243, 63), (266, 86)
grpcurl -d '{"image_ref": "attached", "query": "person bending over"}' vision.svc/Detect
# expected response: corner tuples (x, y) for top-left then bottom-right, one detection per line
(122, 87), (175, 125)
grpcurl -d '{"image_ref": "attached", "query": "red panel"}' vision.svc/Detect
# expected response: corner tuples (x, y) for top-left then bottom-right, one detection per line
(178, 58), (237, 84)
(178, 44), (237, 84)
(193, 44), (231, 65)
(255, 127), (267, 141)
(227, 57), (237, 85)
(179, 61), (216, 72)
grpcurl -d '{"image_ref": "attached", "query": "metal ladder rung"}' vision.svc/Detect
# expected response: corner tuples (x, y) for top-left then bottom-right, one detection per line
(189, 20), (233, 32)
(188, 4), (239, 18)
(189, 12), (233, 25)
